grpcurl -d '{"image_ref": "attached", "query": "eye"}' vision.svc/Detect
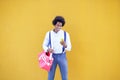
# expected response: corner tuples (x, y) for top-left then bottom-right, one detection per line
(56, 24), (62, 27)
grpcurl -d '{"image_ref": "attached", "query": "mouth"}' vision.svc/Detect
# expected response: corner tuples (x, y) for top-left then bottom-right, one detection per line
(57, 28), (61, 31)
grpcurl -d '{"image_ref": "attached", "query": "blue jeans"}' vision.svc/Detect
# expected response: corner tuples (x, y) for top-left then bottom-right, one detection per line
(48, 53), (68, 80)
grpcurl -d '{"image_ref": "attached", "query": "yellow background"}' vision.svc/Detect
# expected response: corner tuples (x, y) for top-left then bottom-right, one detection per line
(0, 0), (120, 80)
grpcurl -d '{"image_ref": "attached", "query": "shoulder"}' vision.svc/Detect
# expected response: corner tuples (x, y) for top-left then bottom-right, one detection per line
(61, 30), (70, 38)
(44, 31), (51, 37)
(46, 30), (53, 34)
(62, 30), (69, 35)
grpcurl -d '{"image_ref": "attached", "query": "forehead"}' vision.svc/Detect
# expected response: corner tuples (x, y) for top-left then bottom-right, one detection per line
(56, 22), (62, 25)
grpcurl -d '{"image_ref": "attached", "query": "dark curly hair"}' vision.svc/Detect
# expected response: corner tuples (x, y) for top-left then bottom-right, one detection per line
(52, 16), (65, 26)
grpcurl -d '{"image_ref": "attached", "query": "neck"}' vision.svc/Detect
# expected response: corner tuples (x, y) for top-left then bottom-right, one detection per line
(53, 29), (59, 33)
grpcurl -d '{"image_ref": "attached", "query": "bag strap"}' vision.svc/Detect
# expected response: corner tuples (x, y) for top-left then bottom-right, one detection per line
(49, 31), (52, 48)
(48, 31), (53, 58)
(62, 31), (66, 53)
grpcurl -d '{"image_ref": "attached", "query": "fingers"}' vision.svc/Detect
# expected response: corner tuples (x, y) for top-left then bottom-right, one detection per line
(60, 40), (67, 48)
(60, 38), (64, 45)
(47, 48), (54, 53)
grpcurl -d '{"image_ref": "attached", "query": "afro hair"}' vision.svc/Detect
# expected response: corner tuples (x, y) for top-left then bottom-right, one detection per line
(52, 16), (65, 26)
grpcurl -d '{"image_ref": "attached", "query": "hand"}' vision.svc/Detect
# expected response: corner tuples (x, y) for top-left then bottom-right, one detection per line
(60, 40), (67, 48)
(47, 48), (54, 53)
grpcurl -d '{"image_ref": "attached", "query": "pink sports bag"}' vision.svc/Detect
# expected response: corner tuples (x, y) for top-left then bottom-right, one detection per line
(38, 32), (53, 71)
(38, 51), (53, 71)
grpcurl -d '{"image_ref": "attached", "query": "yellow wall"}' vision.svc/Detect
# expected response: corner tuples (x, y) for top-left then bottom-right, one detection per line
(0, 0), (120, 80)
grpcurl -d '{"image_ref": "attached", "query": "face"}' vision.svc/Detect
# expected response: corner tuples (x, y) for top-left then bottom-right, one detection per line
(54, 22), (63, 32)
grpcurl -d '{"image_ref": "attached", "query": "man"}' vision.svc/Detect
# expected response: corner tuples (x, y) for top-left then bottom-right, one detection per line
(42, 16), (72, 80)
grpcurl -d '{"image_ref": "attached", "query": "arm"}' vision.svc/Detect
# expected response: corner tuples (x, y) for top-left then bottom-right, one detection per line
(42, 32), (49, 52)
(42, 31), (54, 53)
(60, 32), (72, 51)
(65, 32), (72, 51)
